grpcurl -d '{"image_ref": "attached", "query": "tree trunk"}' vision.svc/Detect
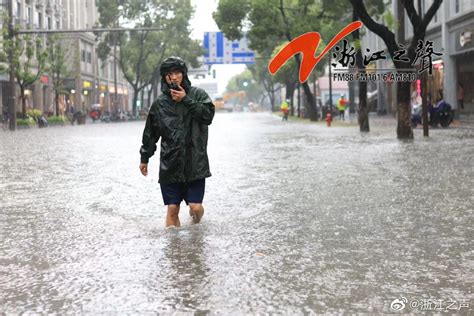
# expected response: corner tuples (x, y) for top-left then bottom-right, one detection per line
(154, 82), (159, 101)
(55, 91), (60, 116)
(301, 81), (317, 121)
(147, 85), (153, 109)
(20, 86), (26, 118)
(353, 8), (369, 132)
(397, 80), (413, 139)
(421, 71), (429, 136)
(269, 86), (275, 112)
(132, 92), (138, 117)
(277, 1), (317, 120)
(358, 81), (369, 132)
(259, 94), (266, 108)
(285, 81), (296, 116)
(349, 0), (442, 139)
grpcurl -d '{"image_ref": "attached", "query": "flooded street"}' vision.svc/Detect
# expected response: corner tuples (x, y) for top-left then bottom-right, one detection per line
(1, 113), (473, 314)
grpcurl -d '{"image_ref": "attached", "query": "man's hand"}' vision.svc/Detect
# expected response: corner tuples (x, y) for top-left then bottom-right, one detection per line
(170, 85), (186, 102)
(139, 163), (148, 176)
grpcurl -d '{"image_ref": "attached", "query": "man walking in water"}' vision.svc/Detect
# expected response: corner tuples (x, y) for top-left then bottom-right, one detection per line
(139, 57), (215, 227)
(337, 95), (347, 121)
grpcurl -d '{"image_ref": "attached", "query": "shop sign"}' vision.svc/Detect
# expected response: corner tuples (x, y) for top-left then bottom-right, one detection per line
(83, 80), (92, 89)
(40, 75), (49, 84)
(109, 86), (129, 95)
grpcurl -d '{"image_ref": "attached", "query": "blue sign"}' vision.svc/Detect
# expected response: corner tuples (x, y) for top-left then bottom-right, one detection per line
(203, 32), (255, 64)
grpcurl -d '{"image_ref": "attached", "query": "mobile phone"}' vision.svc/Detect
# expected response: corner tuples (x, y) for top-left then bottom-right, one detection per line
(169, 82), (179, 90)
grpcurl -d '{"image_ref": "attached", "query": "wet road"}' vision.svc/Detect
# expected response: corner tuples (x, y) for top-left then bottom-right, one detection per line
(1, 113), (473, 314)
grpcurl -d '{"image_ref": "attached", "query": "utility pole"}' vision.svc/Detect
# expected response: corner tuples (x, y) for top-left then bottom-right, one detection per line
(7, 0), (16, 131)
(422, 71), (429, 137)
(113, 30), (118, 114)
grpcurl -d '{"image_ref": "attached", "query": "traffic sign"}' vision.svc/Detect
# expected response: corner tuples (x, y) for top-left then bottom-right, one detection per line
(203, 32), (255, 64)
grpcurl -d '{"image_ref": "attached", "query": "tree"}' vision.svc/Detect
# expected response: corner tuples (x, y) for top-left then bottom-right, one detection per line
(97, 0), (202, 116)
(215, 0), (354, 121)
(47, 35), (71, 116)
(0, 22), (48, 118)
(352, 8), (369, 132)
(247, 53), (280, 111)
(227, 69), (266, 106)
(349, 0), (443, 139)
(270, 43), (298, 113)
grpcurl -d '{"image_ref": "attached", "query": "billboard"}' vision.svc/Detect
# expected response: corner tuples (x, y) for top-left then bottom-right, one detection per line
(203, 32), (255, 64)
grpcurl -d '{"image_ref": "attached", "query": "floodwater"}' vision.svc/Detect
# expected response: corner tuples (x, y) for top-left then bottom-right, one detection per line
(0, 113), (472, 314)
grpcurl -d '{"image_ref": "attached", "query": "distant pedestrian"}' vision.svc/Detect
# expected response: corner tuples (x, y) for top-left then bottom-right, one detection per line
(280, 99), (289, 121)
(337, 95), (347, 120)
(139, 56), (215, 228)
(457, 82), (464, 110)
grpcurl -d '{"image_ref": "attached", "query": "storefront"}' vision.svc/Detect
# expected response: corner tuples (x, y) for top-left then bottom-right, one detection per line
(108, 86), (129, 112)
(82, 80), (93, 109)
(454, 27), (474, 114)
(411, 59), (444, 105)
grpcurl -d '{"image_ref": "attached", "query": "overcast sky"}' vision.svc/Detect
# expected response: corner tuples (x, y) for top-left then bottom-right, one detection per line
(189, 0), (247, 95)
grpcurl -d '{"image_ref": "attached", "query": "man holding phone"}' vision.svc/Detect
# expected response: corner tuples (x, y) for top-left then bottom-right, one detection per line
(139, 56), (215, 227)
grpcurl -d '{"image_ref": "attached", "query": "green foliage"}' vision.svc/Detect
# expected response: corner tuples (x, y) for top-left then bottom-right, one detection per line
(213, 0), (251, 40)
(47, 115), (70, 123)
(270, 42), (298, 83)
(97, 0), (202, 115)
(47, 35), (72, 115)
(16, 118), (35, 126)
(0, 15), (49, 116)
(13, 35), (48, 88)
(365, 0), (385, 17)
(214, 0), (353, 91)
(383, 11), (398, 33)
(26, 109), (42, 120)
(226, 69), (265, 104)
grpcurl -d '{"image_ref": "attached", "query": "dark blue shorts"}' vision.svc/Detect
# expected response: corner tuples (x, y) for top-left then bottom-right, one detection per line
(160, 178), (206, 205)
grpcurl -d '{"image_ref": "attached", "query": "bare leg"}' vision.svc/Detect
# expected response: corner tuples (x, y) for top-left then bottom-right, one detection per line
(166, 204), (181, 227)
(189, 203), (204, 224)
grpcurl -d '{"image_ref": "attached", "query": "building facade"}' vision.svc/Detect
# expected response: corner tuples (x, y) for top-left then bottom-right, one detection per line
(0, 0), (131, 116)
(363, 0), (474, 116)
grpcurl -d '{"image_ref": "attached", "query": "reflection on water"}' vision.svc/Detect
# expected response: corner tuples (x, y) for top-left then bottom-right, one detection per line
(0, 114), (472, 313)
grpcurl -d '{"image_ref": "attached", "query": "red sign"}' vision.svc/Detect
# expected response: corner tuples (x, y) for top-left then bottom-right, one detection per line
(40, 75), (49, 84)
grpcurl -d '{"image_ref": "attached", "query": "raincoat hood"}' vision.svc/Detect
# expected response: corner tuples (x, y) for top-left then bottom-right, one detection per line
(160, 56), (192, 95)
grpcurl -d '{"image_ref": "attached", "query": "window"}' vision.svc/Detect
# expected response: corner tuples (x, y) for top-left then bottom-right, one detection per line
(56, 20), (60, 29)
(86, 51), (92, 63)
(455, 0), (460, 13)
(38, 12), (42, 28)
(16, 2), (21, 19)
(26, 6), (32, 25)
(81, 50), (86, 62)
(47, 17), (52, 30)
